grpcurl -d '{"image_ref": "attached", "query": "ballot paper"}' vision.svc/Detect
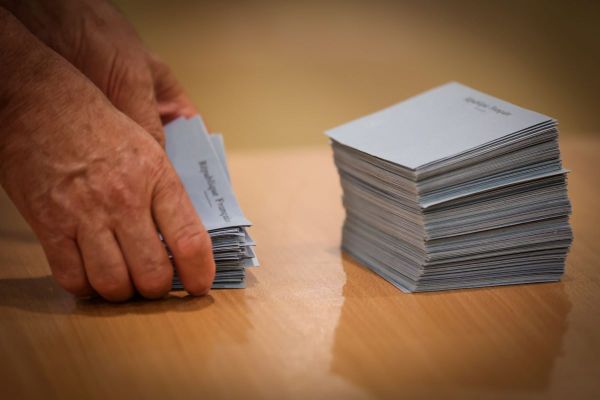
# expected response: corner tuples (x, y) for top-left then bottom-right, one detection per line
(164, 116), (258, 289)
(326, 82), (572, 292)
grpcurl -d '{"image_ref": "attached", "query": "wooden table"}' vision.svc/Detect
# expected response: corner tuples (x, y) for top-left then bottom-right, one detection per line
(1, 135), (599, 400)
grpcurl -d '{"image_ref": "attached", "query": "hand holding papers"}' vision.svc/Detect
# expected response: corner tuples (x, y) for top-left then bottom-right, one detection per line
(165, 116), (258, 289)
(326, 82), (573, 292)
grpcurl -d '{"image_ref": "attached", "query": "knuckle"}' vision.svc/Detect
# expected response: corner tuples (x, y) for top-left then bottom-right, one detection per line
(106, 182), (138, 208)
(153, 168), (182, 198)
(109, 52), (153, 91)
(103, 180), (147, 219)
(145, 152), (170, 184)
(125, 60), (154, 87)
(35, 188), (80, 235)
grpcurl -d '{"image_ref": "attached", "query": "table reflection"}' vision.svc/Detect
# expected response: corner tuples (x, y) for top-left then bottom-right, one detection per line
(331, 253), (571, 398)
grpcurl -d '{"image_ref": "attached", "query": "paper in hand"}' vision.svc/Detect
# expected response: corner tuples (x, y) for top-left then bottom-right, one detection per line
(164, 116), (258, 289)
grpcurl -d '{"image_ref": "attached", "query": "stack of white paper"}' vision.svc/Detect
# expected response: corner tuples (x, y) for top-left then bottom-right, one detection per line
(165, 116), (258, 289)
(326, 82), (572, 292)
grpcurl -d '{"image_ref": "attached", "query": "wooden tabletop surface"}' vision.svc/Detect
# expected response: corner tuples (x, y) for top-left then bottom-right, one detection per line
(1, 135), (598, 400)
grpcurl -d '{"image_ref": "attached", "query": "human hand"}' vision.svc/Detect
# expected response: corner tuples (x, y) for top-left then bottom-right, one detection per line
(0, 10), (215, 301)
(2, 0), (197, 145)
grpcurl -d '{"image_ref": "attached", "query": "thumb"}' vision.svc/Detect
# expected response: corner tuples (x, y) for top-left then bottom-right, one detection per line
(109, 66), (166, 147)
(148, 53), (197, 124)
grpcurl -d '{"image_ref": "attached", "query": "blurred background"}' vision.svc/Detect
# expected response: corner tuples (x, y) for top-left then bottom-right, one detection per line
(114, 0), (600, 150)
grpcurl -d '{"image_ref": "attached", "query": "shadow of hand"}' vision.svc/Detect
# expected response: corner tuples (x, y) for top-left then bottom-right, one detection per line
(0, 275), (213, 316)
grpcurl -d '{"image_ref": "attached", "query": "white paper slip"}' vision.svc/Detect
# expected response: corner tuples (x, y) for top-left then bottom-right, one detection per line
(327, 82), (572, 293)
(209, 133), (230, 181)
(209, 131), (260, 268)
(167, 117), (258, 290)
(325, 82), (553, 170)
(165, 117), (251, 231)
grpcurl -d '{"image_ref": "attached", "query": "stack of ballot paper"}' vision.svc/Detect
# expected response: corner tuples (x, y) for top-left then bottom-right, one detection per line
(326, 82), (572, 292)
(164, 116), (258, 289)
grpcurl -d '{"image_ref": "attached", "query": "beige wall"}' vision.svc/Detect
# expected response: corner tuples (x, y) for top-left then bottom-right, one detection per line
(114, 0), (600, 149)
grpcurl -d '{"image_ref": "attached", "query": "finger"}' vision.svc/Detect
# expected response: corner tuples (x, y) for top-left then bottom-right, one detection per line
(114, 211), (173, 299)
(109, 64), (166, 146)
(151, 168), (215, 296)
(148, 54), (197, 124)
(40, 236), (94, 297)
(156, 100), (197, 125)
(78, 226), (134, 302)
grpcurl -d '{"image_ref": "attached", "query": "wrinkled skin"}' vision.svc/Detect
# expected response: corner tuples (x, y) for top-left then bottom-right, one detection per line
(3, 0), (197, 145)
(0, 0), (197, 144)
(0, 3), (215, 301)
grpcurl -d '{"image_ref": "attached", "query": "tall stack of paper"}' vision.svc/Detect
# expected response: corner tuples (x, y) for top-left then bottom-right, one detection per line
(165, 116), (258, 289)
(326, 82), (572, 292)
